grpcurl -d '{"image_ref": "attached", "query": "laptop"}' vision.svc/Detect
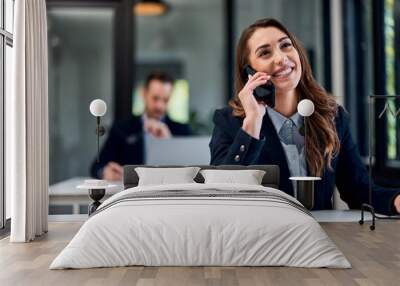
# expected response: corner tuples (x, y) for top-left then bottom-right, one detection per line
(144, 135), (211, 165)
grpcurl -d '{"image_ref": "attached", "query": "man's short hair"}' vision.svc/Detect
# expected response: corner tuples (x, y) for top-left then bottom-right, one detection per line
(144, 72), (174, 89)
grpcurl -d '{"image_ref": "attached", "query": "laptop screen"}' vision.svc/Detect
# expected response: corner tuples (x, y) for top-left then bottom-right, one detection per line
(144, 135), (211, 165)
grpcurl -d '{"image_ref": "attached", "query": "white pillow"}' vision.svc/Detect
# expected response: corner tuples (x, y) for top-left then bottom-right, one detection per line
(200, 169), (266, 185)
(135, 167), (201, 186)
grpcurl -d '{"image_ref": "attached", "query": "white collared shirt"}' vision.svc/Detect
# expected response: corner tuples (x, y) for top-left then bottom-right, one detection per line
(266, 107), (308, 190)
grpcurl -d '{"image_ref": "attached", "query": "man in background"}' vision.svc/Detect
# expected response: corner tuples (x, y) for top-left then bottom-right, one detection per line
(90, 71), (192, 180)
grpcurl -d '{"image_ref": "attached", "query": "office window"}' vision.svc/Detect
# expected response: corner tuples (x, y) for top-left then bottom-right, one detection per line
(1, 0), (14, 229)
(342, 0), (397, 164)
(370, 0), (400, 184)
(345, 0), (400, 185)
(384, 0), (400, 162)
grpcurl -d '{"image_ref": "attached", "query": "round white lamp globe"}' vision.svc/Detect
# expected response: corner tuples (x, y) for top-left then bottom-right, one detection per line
(89, 99), (107, 117)
(297, 99), (315, 117)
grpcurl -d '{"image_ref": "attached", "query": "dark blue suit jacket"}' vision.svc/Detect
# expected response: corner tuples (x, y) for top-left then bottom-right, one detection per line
(90, 115), (192, 178)
(209, 106), (400, 215)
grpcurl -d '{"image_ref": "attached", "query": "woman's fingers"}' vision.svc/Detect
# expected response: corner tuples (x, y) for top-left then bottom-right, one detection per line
(258, 101), (268, 108)
(246, 74), (270, 88)
(246, 76), (270, 91)
(247, 71), (269, 82)
(240, 76), (270, 99)
(248, 71), (268, 80)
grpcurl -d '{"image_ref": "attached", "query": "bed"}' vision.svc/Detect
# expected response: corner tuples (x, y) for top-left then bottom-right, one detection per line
(50, 165), (350, 269)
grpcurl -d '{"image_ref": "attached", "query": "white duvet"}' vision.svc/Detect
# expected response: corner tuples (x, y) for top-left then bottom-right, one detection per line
(50, 183), (351, 269)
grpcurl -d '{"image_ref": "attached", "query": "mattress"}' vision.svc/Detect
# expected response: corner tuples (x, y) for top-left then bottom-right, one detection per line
(50, 183), (351, 269)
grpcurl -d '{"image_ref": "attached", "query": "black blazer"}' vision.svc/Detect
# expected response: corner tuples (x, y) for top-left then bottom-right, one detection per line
(209, 106), (400, 215)
(90, 115), (192, 178)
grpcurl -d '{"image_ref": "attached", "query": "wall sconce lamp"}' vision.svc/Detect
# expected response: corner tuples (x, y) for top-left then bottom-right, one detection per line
(89, 99), (107, 163)
(289, 99), (321, 210)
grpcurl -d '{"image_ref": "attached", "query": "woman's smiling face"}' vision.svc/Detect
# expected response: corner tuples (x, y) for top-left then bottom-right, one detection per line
(247, 27), (302, 94)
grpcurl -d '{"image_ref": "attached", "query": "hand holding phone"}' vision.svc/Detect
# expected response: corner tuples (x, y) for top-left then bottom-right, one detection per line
(237, 66), (271, 139)
(242, 65), (275, 108)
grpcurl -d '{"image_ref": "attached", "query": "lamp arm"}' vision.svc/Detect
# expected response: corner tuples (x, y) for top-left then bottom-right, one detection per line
(304, 117), (307, 175)
(95, 117), (106, 163)
(96, 117), (100, 163)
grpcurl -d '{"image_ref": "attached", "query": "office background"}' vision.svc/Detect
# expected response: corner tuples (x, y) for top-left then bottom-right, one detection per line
(1, 0), (400, 221)
(46, 0), (331, 184)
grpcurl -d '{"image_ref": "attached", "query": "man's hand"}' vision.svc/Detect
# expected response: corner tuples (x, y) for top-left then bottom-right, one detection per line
(102, 161), (123, 181)
(394, 194), (400, 214)
(144, 119), (171, 138)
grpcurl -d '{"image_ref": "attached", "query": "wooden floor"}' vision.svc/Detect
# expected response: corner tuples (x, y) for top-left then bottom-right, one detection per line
(0, 220), (399, 286)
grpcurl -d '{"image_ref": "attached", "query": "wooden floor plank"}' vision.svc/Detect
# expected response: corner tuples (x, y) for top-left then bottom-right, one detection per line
(0, 220), (399, 286)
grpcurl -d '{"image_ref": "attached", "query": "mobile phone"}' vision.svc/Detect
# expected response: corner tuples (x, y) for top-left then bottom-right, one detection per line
(242, 65), (275, 108)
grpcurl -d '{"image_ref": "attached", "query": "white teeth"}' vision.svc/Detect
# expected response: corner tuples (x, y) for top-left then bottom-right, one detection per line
(274, 67), (293, 77)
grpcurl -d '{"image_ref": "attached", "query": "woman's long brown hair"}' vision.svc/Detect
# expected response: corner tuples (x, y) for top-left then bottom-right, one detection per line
(230, 18), (340, 177)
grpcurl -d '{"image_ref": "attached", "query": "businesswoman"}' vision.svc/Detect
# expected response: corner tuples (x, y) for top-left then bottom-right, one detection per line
(209, 18), (400, 215)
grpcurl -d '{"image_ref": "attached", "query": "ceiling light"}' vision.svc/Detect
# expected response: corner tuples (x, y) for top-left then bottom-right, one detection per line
(134, 0), (168, 16)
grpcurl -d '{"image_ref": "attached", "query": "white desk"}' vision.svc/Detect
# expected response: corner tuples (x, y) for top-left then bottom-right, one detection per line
(48, 210), (372, 222)
(49, 178), (374, 220)
(49, 177), (124, 214)
(311, 210), (372, 222)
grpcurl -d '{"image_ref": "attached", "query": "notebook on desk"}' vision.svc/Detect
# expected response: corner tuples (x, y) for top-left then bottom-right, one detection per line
(144, 135), (211, 165)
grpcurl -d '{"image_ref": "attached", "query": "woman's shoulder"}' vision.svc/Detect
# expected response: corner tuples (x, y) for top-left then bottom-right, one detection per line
(213, 106), (240, 121)
(334, 104), (349, 123)
(212, 106), (243, 129)
(214, 106), (233, 117)
(333, 104), (351, 137)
